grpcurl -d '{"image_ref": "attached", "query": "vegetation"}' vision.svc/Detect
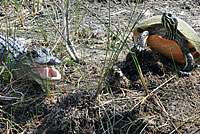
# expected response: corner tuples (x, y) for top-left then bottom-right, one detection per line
(0, 0), (199, 133)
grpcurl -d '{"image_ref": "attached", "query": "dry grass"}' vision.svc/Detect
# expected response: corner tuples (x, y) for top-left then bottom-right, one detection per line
(0, 0), (200, 134)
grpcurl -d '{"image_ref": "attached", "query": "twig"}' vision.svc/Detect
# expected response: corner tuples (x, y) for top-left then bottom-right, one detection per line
(0, 95), (21, 100)
(130, 75), (176, 112)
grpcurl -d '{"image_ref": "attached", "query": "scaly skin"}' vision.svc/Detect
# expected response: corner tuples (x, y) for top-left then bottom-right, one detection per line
(0, 34), (61, 84)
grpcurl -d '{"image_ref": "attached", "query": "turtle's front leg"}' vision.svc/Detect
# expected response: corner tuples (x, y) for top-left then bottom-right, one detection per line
(179, 53), (195, 76)
(134, 31), (149, 55)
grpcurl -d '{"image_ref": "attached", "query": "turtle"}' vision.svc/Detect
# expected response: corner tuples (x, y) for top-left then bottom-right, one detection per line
(133, 13), (200, 76)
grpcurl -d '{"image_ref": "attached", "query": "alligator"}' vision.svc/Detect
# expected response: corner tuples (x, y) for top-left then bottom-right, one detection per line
(0, 34), (61, 85)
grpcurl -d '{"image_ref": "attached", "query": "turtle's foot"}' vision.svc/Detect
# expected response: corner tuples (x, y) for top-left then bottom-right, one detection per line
(135, 42), (147, 52)
(179, 53), (194, 77)
(178, 71), (191, 77)
(134, 31), (149, 56)
(179, 64), (194, 77)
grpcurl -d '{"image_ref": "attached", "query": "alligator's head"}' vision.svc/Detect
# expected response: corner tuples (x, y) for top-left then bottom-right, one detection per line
(14, 47), (62, 85)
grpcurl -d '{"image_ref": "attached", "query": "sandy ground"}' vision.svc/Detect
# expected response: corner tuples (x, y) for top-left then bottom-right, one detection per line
(0, 0), (200, 134)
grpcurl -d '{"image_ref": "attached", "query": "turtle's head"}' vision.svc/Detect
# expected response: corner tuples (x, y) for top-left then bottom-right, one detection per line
(18, 47), (61, 84)
(162, 13), (178, 40)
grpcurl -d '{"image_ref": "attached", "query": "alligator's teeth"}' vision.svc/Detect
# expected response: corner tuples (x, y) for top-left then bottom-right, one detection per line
(46, 67), (49, 78)
(48, 67), (61, 80)
(32, 66), (61, 80)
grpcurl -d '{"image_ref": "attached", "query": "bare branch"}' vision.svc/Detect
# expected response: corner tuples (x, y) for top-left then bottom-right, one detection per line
(65, 0), (79, 60)
(44, 0), (79, 61)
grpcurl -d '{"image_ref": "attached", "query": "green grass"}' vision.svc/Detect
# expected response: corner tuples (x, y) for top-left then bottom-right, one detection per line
(2, 1), (198, 134)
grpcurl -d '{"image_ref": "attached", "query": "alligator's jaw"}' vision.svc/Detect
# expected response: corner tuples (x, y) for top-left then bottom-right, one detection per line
(32, 66), (61, 81)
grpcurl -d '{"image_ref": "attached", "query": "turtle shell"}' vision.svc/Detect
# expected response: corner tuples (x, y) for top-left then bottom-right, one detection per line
(134, 15), (200, 65)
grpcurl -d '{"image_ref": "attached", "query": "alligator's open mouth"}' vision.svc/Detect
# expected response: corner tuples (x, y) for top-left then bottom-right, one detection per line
(31, 66), (61, 80)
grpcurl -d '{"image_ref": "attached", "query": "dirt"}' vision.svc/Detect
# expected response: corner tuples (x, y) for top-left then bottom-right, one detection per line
(0, 0), (200, 134)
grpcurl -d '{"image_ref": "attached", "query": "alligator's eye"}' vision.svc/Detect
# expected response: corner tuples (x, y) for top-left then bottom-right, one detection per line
(42, 48), (50, 54)
(30, 49), (39, 57)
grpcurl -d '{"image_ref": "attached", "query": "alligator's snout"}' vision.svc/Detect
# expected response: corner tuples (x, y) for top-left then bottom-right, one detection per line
(28, 48), (62, 65)
(46, 58), (61, 65)
(28, 48), (62, 84)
